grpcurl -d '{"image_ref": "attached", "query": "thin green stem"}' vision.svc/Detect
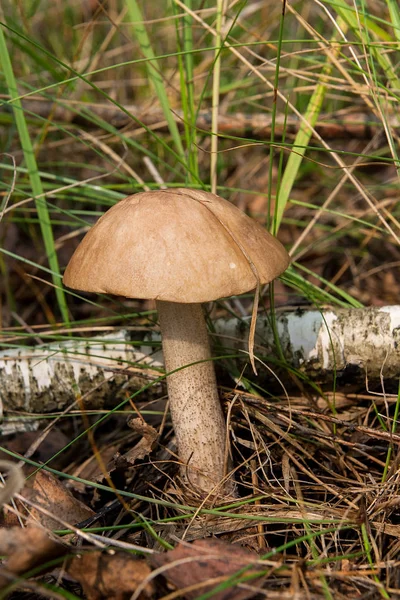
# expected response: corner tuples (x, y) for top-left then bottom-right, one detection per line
(0, 22), (69, 323)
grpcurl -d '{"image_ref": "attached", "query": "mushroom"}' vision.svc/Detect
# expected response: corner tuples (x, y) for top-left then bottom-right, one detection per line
(63, 188), (290, 495)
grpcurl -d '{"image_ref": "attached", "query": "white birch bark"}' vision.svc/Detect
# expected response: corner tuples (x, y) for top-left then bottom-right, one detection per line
(1, 305), (399, 432)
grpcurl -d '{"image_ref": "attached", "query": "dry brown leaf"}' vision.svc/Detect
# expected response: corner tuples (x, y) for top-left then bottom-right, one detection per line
(150, 538), (263, 600)
(27, 470), (95, 530)
(72, 444), (121, 492)
(0, 429), (71, 468)
(88, 420), (158, 486)
(0, 526), (66, 588)
(67, 551), (154, 600)
(115, 418), (158, 467)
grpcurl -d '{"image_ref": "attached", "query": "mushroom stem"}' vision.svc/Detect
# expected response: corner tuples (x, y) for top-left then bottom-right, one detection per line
(156, 300), (229, 494)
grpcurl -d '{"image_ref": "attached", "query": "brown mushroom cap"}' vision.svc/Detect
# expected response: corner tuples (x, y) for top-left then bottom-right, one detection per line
(63, 188), (290, 303)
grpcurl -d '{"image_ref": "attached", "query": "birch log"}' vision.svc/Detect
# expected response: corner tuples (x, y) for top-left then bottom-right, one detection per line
(1, 305), (399, 420)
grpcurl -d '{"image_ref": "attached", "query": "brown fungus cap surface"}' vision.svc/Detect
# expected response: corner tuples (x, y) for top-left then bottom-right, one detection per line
(63, 188), (290, 303)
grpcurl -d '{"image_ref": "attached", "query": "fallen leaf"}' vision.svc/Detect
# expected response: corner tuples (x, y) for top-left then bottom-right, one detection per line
(67, 550), (154, 600)
(0, 526), (66, 588)
(0, 428), (71, 469)
(150, 538), (263, 600)
(27, 470), (95, 530)
(71, 444), (121, 494)
(85, 420), (158, 488)
(114, 418), (158, 468)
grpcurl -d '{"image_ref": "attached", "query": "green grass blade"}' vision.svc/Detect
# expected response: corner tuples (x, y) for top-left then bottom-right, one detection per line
(125, 0), (186, 164)
(0, 20), (194, 179)
(361, 522), (390, 599)
(274, 19), (347, 230)
(387, 0), (400, 41)
(358, 0), (400, 178)
(0, 22), (69, 324)
(284, 265), (363, 308)
(268, 0), (286, 233)
(174, 0), (198, 182)
(331, 0), (400, 89)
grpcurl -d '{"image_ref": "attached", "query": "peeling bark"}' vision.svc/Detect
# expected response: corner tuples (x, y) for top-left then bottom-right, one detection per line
(0, 331), (163, 415)
(1, 306), (399, 427)
(215, 305), (400, 380)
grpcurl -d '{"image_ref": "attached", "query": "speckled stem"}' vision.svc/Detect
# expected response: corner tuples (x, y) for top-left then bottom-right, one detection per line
(156, 300), (229, 494)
